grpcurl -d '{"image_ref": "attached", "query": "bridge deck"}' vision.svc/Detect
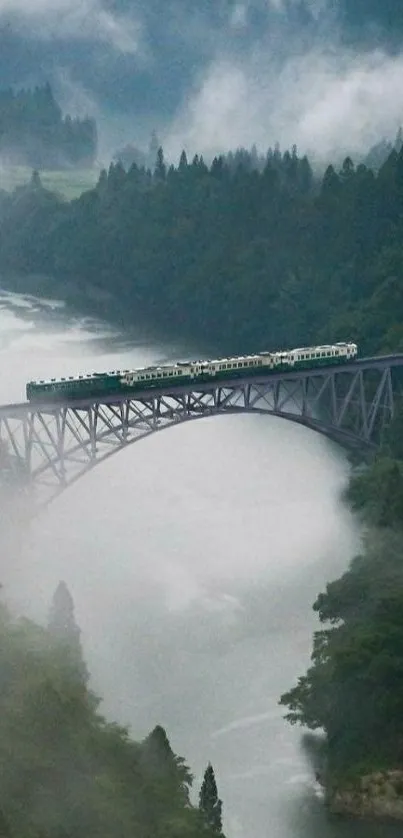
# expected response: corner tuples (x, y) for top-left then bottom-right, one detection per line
(1, 354), (402, 416)
(0, 353), (401, 505)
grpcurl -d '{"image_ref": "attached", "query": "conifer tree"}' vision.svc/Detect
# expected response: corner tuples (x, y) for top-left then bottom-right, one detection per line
(179, 149), (188, 170)
(48, 581), (87, 681)
(149, 129), (159, 166)
(199, 763), (223, 835)
(155, 146), (166, 180)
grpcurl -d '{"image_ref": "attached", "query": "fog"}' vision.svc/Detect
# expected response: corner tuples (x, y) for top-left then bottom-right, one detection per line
(0, 0), (401, 166)
(1, 288), (384, 838)
(0, 0), (143, 55)
(165, 46), (403, 163)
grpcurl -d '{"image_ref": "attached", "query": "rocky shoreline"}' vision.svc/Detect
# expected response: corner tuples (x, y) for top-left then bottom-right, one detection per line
(325, 770), (403, 821)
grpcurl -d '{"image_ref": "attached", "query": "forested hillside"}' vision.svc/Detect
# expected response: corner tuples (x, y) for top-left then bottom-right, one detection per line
(0, 85), (97, 169)
(280, 408), (403, 798)
(1, 144), (403, 355)
(0, 581), (224, 838)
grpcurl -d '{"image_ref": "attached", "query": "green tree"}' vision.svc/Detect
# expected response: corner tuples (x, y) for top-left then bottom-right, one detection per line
(155, 147), (166, 181)
(48, 581), (88, 683)
(199, 764), (223, 835)
(0, 588), (219, 838)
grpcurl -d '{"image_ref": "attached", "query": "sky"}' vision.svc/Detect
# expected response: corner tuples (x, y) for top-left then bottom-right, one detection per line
(0, 1), (402, 164)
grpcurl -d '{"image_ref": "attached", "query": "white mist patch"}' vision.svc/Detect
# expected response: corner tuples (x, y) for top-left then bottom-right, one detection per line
(0, 0), (144, 55)
(166, 47), (403, 163)
(211, 709), (282, 738)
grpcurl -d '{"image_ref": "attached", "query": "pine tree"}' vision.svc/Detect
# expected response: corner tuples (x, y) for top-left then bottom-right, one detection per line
(199, 763), (223, 835)
(179, 149), (188, 170)
(148, 129), (160, 167)
(155, 146), (166, 180)
(48, 581), (87, 681)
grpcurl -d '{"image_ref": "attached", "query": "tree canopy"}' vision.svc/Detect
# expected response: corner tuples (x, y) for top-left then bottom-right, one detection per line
(2, 142), (403, 357)
(280, 407), (403, 780)
(199, 764), (223, 835)
(0, 583), (220, 838)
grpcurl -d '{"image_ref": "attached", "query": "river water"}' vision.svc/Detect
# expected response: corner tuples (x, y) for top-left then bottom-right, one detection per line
(0, 287), (400, 838)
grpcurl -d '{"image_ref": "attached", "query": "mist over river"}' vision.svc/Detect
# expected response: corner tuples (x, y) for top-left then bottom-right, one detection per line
(0, 287), (401, 838)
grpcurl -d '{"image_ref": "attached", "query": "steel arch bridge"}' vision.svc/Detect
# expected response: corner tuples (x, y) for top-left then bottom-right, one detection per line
(1, 354), (402, 506)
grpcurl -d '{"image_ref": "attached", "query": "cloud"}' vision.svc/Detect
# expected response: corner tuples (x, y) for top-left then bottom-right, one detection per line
(166, 45), (403, 163)
(230, 3), (249, 28)
(211, 709), (282, 738)
(0, 0), (144, 54)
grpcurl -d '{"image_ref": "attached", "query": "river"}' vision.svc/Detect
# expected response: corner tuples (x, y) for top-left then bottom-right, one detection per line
(0, 287), (400, 838)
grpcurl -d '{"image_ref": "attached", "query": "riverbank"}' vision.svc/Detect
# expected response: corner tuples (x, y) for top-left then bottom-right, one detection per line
(0, 271), (244, 357)
(326, 771), (403, 821)
(280, 441), (403, 825)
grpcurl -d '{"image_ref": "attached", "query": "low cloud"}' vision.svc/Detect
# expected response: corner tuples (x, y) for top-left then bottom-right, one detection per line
(166, 46), (403, 163)
(0, 0), (144, 54)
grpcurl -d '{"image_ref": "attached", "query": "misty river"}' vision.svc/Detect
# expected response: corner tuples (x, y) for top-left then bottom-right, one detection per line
(0, 287), (401, 838)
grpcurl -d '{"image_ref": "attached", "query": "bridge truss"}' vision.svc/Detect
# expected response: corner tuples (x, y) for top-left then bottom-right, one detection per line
(0, 358), (401, 506)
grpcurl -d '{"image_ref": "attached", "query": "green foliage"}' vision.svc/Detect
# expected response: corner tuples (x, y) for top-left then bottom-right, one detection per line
(281, 406), (403, 779)
(346, 458), (403, 527)
(47, 581), (88, 684)
(199, 764), (223, 835)
(0, 589), (215, 838)
(4, 143), (403, 353)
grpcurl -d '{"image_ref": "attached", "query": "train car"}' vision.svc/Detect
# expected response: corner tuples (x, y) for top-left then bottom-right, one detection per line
(25, 342), (358, 403)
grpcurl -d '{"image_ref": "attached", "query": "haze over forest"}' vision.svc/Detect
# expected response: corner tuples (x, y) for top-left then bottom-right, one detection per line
(3, 2), (403, 837)
(0, 0), (403, 163)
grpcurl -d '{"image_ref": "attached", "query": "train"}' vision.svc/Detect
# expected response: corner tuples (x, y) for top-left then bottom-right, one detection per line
(25, 342), (358, 403)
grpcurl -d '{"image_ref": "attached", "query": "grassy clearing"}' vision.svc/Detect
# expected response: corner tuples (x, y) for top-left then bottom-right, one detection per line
(0, 165), (100, 200)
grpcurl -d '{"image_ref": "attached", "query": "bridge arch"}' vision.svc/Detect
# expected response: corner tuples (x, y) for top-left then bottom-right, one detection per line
(0, 358), (399, 506)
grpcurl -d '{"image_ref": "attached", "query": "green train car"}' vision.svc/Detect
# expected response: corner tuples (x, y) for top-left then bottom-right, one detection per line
(26, 342), (358, 403)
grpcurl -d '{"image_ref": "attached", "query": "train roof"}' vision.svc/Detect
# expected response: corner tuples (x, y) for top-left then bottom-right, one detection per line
(27, 342), (358, 385)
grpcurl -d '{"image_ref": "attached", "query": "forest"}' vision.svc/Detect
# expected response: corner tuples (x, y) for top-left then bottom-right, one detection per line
(279, 407), (403, 786)
(0, 580), (224, 838)
(1, 139), (403, 356)
(0, 85), (97, 169)
(3, 132), (403, 809)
